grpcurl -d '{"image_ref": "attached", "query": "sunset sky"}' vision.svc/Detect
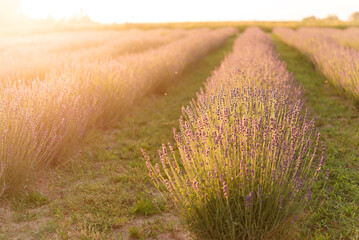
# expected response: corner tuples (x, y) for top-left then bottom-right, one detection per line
(15, 0), (359, 23)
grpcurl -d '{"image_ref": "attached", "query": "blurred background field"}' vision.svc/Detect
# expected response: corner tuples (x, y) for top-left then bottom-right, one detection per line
(0, 0), (358, 239)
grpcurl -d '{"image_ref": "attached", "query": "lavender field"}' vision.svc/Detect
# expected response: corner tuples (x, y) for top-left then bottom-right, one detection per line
(0, 22), (358, 240)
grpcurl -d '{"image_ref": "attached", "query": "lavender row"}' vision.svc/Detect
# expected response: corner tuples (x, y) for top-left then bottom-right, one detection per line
(274, 27), (359, 108)
(144, 27), (327, 239)
(312, 27), (359, 49)
(0, 28), (205, 84)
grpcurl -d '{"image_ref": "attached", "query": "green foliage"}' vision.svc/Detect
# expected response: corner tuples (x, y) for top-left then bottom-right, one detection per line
(130, 193), (164, 216)
(12, 191), (49, 211)
(129, 226), (143, 239)
(13, 210), (38, 222)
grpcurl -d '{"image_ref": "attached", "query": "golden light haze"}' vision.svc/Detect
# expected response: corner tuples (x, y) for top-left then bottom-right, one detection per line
(19, 0), (359, 23)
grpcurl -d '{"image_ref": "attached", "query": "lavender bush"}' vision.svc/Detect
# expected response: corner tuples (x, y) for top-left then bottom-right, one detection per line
(144, 28), (327, 239)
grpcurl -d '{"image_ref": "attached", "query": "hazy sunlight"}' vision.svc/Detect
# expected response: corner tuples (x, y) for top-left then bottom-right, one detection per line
(0, 0), (359, 239)
(20, 0), (359, 23)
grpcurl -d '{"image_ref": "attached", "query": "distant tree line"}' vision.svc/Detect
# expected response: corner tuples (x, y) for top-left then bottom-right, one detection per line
(303, 11), (359, 22)
(349, 12), (359, 22)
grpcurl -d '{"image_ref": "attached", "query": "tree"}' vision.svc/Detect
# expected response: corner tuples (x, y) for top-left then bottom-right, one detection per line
(349, 12), (359, 22)
(302, 16), (317, 22)
(326, 14), (339, 21)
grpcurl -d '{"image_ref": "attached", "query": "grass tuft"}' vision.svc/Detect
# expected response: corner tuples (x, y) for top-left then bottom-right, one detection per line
(12, 191), (49, 211)
(130, 193), (164, 216)
(129, 226), (143, 239)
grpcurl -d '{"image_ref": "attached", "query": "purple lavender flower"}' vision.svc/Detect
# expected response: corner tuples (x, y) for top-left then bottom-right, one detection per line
(306, 189), (312, 203)
(246, 191), (254, 207)
(222, 181), (228, 198)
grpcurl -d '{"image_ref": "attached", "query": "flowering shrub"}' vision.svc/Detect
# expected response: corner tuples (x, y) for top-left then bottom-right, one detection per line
(274, 27), (359, 109)
(144, 28), (327, 239)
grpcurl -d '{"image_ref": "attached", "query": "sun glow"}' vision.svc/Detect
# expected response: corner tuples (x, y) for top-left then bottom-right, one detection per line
(21, 0), (169, 23)
(19, 0), (359, 23)
(21, 0), (86, 20)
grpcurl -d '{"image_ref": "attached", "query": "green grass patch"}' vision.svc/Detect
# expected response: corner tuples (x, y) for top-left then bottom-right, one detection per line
(128, 226), (143, 239)
(12, 191), (49, 211)
(273, 34), (359, 240)
(129, 193), (164, 217)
